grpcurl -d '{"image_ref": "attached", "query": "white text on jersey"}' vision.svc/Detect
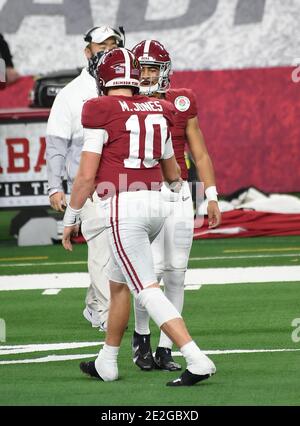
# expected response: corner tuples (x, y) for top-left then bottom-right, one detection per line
(118, 100), (163, 112)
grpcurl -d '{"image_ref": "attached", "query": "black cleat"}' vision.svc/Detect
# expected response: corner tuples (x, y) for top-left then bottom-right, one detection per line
(132, 331), (155, 371)
(154, 347), (182, 371)
(166, 369), (213, 386)
(80, 361), (103, 380)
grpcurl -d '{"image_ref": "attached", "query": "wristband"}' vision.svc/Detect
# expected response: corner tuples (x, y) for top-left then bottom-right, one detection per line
(63, 204), (82, 227)
(205, 186), (218, 202)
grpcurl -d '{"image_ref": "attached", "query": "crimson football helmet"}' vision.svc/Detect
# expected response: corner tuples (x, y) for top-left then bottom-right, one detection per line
(96, 48), (141, 95)
(132, 40), (171, 95)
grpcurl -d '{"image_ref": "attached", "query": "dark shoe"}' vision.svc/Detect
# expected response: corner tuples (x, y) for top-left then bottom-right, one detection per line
(80, 361), (103, 380)
(132, 331), (155, 371)
(154, 347), (182, 371)
(166, 369), (213, 386)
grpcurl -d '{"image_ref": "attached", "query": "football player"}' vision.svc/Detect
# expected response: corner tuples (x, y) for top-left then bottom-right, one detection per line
(46, 25), (125, 331)
(62, 47), (217, 386)
(131, 40), (221, 371)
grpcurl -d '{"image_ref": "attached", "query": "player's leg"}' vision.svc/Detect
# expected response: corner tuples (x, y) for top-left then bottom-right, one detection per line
(112, 192), (216, 386)
(80, 196), (110, 331)
(132, 225), (164, 370)
(80, 279), (130, 381)
(136, 284), (216, 386)
(84, 230), (110, 330)
(155, 185), (194, 370)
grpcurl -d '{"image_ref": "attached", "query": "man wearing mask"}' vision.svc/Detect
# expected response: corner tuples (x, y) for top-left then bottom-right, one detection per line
(46, 26), (125, 331)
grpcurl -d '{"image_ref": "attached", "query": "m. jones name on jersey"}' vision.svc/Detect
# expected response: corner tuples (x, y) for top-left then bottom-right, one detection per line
(119, 100), (163, 112)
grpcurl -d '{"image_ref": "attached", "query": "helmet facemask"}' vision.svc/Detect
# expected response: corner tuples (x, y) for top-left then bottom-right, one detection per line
(139, 61), (171, 95)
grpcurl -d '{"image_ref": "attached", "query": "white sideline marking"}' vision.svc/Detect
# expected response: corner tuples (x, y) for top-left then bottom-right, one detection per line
(1, 347), (300, 365)
(42, 289), (61, 295)
(0, 341), (104, 355)
(0, 273), (89, 291)
(185, 266), (300, 285)
(0, 266), (300, 291)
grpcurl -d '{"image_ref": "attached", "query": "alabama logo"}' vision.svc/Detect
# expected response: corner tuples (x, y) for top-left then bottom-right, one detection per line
(174, 96), (190, 112)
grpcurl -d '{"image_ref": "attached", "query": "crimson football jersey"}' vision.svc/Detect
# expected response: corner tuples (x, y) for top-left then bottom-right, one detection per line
(164, 88), (198, 180)
(82, 94), (175, 197)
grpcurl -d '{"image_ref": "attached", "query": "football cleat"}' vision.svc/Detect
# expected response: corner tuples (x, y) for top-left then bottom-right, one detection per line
(154, 347), (182, 371)
(166, 369), (214, 387)
(132, 331), (155, 371)
(79, 361), (103, 380)
(83, 307), (107, 331)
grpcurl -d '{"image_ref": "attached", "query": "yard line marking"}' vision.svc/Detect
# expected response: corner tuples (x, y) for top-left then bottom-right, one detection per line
(190, 254), (300, 261)
(1, 266), (300, 291)
(1, 347), (300, 365)
(2, 253), (300, 269)
(185, 285), (202, 290)
(42, 289), (61, 295)
(0, 256), (49, 262)
(0, 341), (104, 355)
(173, 348), (300, 356)
(224, 247), (300, 253)
(0, 261), (86, 268)
(0, 353), (98, 364)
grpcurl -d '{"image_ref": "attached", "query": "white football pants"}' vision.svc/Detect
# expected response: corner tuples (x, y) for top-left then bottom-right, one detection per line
(103, 190), (167, 295)
(80, 193), (110, 323)
(134, 181), (194, 343)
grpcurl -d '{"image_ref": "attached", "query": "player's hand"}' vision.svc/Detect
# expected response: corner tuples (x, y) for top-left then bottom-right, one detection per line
(50, 192), (67, 212)
(207, 201), (222, 228)
(62, 225), (79, 251)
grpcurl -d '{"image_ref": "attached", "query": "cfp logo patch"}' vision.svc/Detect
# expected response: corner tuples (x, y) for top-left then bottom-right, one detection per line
(174, 96), (190, 112)
(0, 318), (6, 342)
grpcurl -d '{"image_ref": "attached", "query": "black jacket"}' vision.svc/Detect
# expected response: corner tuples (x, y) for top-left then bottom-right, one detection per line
(0, 33), (14, 67)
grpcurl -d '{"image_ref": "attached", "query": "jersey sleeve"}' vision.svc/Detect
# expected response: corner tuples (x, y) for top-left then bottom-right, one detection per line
(185, 88), (198, 119)
(161, 100), (176, 127)
(81, 97), (110, 129)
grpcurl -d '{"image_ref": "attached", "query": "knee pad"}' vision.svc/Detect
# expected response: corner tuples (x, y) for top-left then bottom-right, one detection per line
(136, 287), (181, 328)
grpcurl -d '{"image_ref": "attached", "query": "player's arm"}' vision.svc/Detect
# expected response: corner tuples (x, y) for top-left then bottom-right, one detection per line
(46, 93), (72, 212)
(62, 127), (107, 251)
(186, 116), (221, 228)
(160, 133), (182, 188)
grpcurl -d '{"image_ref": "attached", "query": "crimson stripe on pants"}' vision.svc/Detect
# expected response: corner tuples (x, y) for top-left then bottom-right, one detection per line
(109, 195), (141, 293)
(115, 193), (144, 291)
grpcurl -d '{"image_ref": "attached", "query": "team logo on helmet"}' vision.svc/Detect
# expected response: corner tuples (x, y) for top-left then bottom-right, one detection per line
(174, 96), (190, 112)
(132, 58), (139, 69)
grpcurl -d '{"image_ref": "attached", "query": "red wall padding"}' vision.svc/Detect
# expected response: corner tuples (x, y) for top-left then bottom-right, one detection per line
(0, 67), (299, 195)
(172, 66), (300, 195)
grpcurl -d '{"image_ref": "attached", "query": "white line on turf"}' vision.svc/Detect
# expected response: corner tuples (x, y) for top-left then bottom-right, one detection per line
(190, 253), (300, 261)
(0, 353), (98, 364)
(42, 289), (61, 295)
(1, 347), (300, 365)
(1, 253), (299, 268)
(1, 266), (300, 291)
(0, 341), (104, 355)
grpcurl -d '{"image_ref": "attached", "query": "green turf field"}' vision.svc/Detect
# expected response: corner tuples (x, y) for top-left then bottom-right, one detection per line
(1, 219), (300, 405)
